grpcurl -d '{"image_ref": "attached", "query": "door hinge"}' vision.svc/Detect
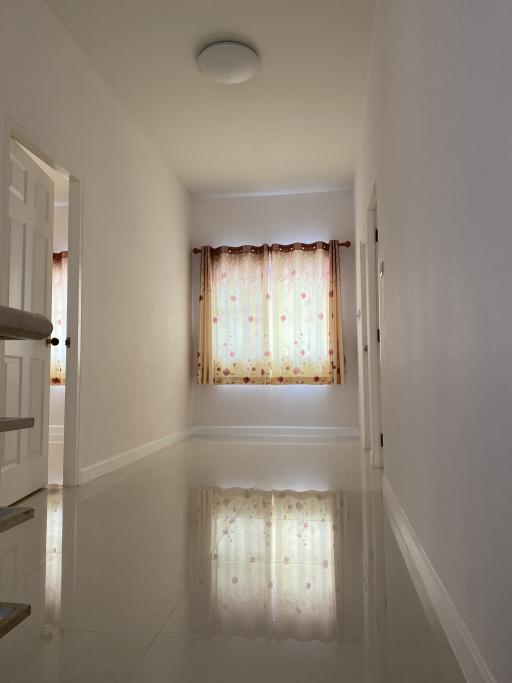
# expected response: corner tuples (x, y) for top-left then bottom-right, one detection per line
(375, 228), (379, 242)
(65, 337), (71, 348)
(380, 433), (384, 448)
(377, 328), (380, 343)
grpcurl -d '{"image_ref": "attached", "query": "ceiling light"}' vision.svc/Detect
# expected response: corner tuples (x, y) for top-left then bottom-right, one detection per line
(196, 41), (259, 84)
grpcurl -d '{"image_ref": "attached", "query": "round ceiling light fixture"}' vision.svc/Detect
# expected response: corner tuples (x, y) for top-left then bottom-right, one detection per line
(196, 41), (259, 84)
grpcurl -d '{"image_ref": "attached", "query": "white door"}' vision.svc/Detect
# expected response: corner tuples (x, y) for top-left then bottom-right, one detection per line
(0, 140), (53, 505)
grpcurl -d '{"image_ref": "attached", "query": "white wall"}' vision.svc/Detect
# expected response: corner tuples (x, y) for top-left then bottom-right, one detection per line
(53, 205), (68, 253)
(191, 191), (358, 431)
(0, 0), (192, 481)
(49, 385), (65, 427)
(355, 1), (512, 680)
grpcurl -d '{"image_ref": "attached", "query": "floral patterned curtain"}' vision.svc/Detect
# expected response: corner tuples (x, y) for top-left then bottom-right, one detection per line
(197, 247), (214, 384)
(196, 241), (344, 384)
(211, 245), (271, 384)
(198, 487), (343, 642)
(50, 252), (67, 385)
(328, 242), (344, 384)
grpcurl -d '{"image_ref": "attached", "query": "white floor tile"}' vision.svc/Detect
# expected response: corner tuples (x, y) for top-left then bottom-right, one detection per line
(0, 437), (464, 682)
(128, 636), (391, 683)
(385, 653), (466, 683)
(0, 625), (151, 682)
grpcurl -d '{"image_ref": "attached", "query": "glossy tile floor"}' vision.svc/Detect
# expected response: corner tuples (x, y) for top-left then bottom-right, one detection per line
(0, 437), (465, 682)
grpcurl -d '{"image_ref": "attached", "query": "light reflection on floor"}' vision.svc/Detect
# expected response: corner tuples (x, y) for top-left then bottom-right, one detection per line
(0, 437), (465, 682)
(45, 488), (63, 620)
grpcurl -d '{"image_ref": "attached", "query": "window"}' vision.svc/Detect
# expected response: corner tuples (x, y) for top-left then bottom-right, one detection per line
(197, 241), (344, 385)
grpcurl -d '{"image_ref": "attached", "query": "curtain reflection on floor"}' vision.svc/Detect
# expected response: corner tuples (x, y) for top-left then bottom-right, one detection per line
(45, 489), (63, 623)
(40, 489), (64, 678)
(198, 488), (343, 642)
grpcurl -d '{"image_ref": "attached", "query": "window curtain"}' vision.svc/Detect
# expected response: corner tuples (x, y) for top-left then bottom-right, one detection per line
(197, 246), (214, 384)
(196, 241), (344, 385)
(328, 242), (344, 384)
(198, 487), (343, 642)
(50, 251), (67, 385)
(211, 245), (271, 384)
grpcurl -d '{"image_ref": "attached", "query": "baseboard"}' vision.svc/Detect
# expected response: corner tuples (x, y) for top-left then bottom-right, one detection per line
(78, 429), (192, 485)
(191, 425), (359, 439)
(383, 476), (496, 683)
(49, 424), (64, 443)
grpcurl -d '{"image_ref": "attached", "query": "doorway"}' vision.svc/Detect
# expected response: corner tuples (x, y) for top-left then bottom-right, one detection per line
(360, 188), (383, 468)
(24, 148), (69, 486)
(0, 121), (82, 504)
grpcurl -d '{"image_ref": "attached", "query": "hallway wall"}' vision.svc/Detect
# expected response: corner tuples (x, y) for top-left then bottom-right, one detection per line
(355, 1), (512, 680)
(0, 0), (192, 483)
(191, 190), (358, 433)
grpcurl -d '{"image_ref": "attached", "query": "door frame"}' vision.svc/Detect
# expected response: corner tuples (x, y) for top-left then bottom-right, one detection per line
(359, 241), (371, 450)
(1, 117), (83, 488)
(360, 186), (383, 468)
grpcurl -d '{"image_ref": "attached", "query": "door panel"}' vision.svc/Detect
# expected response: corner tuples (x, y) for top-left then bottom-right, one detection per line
(0, 140), (53, 505)
(8, 218), (25, 309)
(29, 358), (45, 456)
(4, 357), (22, 466)
(32, 231), (49, 315)
(9, 155), (27, 202)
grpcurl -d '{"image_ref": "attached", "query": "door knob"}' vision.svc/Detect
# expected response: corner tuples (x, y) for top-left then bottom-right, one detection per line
(46, 337), (59, 347)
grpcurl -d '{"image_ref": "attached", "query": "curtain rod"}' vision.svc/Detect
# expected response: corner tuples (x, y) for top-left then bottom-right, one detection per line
(192, 240), (351, 254)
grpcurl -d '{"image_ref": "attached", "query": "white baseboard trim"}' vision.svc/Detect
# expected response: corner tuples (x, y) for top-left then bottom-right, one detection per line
(78, 429), (192, 485)
(191, 425), (359, 439)
(49, 424), (64, 443)
(383, 476), (496, 683)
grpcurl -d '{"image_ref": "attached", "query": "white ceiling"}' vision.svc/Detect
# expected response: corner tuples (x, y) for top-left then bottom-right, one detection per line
(44, 0), (375, 195)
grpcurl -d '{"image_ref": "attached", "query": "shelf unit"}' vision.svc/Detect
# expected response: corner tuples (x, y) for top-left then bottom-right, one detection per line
(0, 304), (53, 637)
